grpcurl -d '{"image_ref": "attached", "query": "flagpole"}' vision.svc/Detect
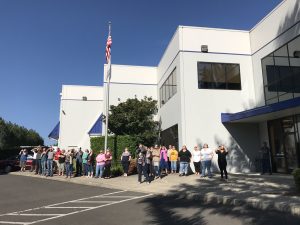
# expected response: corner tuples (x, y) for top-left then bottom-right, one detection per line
(104, 22), (111, 153)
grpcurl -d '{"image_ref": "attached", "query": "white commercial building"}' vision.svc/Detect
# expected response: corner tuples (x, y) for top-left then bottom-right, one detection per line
(49, 0), (300, 173)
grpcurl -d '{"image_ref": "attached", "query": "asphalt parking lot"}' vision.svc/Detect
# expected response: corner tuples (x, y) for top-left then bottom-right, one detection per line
(0, 175), (299, 225)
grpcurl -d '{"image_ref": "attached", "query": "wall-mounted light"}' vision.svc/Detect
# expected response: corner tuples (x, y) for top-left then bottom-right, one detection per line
(294, 51), (300, 58)
(201, 45), (208, 53)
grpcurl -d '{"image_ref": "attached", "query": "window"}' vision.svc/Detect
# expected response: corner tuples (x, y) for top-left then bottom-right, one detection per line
(197, 62), (241, 90)
(159, 68), (177, 107)
(261, 35), (300, 105)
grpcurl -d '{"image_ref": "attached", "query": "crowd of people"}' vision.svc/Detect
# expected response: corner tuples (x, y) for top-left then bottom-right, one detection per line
(134, 144), (228, 184)
(18, 147), (113, 179)
(18, 143), (230, 183)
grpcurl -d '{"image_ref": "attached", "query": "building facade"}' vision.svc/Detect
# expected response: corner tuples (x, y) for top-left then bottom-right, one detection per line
(50, 0), (300, 173)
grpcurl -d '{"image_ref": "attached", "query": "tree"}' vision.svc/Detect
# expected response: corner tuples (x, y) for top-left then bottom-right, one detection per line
(0, 117), (44, 150)
(108, 97), (160, 146)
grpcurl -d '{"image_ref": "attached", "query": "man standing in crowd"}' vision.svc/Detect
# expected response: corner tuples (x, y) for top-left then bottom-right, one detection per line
(152, 145), (161, 179)
(136, 144), (149, 184)
(76, 148), (83, 177)
(46, 148), (54, 177)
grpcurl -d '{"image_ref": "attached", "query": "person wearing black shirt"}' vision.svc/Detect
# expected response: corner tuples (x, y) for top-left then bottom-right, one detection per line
(136, 144), (149, 184)
(178, 145), (192, 176)
(215, 145), (228, 179)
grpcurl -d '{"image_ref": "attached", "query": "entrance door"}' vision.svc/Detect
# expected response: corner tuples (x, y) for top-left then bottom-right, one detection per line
(282, 117), (298, 173)
(268, 116), (300, 173)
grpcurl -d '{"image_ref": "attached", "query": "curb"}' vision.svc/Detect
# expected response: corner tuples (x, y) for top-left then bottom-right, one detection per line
(164, 192), (300, 217)
(9, 172), (300, 216)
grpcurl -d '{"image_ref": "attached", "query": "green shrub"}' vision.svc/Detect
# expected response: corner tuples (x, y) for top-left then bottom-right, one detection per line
(292, 168), (300, 192)
(90, 135), (139, 160)
(110, 163), (123, 177)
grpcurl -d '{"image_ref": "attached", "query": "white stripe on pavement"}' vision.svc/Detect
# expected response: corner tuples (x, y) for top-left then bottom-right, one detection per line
(28, 194), (153, 225)
(0, 190), (127, 217)
(0, 222), (29, 224)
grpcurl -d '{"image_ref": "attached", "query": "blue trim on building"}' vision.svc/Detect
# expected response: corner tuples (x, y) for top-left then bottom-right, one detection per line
(221, 97), (300, 123)
(48, 122), (60, 140)
(88, 114), (103, 135)
(103, 82), (157, 86)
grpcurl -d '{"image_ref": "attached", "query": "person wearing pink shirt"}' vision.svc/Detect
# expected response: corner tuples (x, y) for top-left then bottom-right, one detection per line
(95, 150), (105, 178)
(159, 146), (168, 175)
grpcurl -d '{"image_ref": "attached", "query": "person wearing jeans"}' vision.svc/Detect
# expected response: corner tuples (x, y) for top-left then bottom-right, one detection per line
(82, 149), (89, 176)
(40, 148), (47, 176)
(151, 145), (161, 179)
(200, 144), (214, 178)
(95, 150), (105, 178)
(170, 146), (178, 173)
(178, 145), (192, 176)
(46, 148), (54, 177)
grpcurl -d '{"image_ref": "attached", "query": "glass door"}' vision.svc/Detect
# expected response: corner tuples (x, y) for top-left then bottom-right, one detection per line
(282, 117), (298, 173)
(268, 115), (300, 173)
(268, 119), (286, 173)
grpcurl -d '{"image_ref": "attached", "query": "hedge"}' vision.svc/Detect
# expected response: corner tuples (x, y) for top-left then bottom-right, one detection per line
(90, 135), (139, 161)
(292, 168), (300, 192)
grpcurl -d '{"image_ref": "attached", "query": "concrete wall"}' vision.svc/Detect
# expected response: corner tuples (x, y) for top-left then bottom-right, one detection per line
(250, 0), (300, 107)
(103, 64), (157, 107)
(58, 85), (103, 150)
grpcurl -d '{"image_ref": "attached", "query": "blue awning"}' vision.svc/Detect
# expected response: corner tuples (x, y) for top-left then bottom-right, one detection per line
(88, 114), (103, 135)
(221, 97), (300, 123)
(48, 122), (60, 140)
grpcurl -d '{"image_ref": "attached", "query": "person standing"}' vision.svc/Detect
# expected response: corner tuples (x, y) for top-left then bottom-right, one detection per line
(121, 148), (131, 177)
(260, 142), (272, 175)
(58, 149), (66, 176)
(54, 148), (61, 174)
(75, 148), (83, 177)
(178, 145), (191, 176)
(136, 144), (149, 184)
(46, 148), (54, 177)
(192, 146), (201, 175)
(215, 145), (228, 180)
(40, 148), (47, 176)
(95, 150), (106, 178)
(200, 144), (214, 178)
(82, 149), (89, 176)
(170, 146), (178, 173)
(19, 149), (28, 172)
(87, 150), (95, 178)
(103, 149), (112, 179)
(151, 145), (161, 179)
(167, 145), (172, 173)
(145, 147), (153, 179)
(159, 146), (168, 175)
(30, 148), (37, 172)
(35, 148), (42, 175)
(65, 149), (74, 179)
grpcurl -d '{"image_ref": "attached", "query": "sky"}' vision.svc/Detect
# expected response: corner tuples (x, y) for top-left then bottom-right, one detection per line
(0, 0), (283, 145)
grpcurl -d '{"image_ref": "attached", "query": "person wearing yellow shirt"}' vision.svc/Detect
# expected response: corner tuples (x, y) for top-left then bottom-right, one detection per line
(169, 146), (178, 173)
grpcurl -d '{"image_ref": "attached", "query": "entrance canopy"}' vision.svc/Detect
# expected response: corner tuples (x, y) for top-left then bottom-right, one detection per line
(221, 97), (300, 123)
(88, 114), (103, 136)
(48, 122), (60, 140)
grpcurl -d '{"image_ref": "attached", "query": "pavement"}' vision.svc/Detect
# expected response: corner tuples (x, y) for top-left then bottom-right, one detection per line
(11, 171), (300, 217)
(2, 175), (300, 225)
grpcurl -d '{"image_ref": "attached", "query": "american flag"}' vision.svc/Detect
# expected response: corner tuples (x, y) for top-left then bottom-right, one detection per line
(105, 35), (112, 63)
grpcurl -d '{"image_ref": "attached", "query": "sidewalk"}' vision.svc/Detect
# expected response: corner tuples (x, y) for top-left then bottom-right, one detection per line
(11, 171), (300, 216)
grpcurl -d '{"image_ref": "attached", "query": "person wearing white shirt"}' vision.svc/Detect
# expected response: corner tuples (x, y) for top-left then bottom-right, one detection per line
(200, 144), (214, 178)
(192, 146), (201, 175)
